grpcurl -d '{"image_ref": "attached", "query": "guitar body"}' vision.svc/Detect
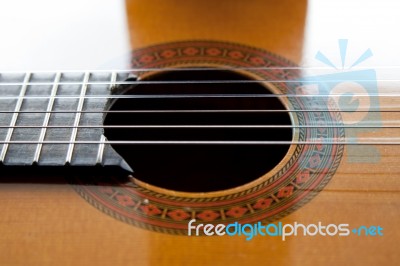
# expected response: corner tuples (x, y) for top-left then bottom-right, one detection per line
(0, 0), (399, 265)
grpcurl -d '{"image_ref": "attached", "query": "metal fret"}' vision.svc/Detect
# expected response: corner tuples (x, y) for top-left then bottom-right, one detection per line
(33, 72), (61, 163)
(0, 72), (31, 162)
(65, 72), (90, 164)
(96, 72), (116, 165)
(96, 135), (106, 165)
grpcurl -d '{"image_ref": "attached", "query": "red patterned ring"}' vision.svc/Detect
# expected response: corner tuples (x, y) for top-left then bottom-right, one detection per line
(69, 41), (345, 235)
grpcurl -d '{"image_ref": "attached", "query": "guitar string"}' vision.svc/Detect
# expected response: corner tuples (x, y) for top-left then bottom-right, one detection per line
(0, 80), (396, 86)
(0, 108), (390, 128)
(0, 125), (391, 129)
(3, 66), (400, 72)
(0, 109), (394, 113)
(0, 94), (396, 99)
(0, 140), (397, 145)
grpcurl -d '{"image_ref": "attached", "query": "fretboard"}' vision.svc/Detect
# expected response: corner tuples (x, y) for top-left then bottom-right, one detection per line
(0, 71), (132, 174)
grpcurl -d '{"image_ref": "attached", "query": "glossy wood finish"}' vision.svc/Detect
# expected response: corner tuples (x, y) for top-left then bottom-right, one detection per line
(0, 0), (399, 265)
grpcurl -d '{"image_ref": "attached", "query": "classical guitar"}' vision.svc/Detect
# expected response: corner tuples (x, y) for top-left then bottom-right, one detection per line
(0, 0), (399, 265)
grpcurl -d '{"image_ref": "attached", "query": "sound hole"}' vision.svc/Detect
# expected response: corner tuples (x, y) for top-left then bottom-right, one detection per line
(104, 70), (292, 192)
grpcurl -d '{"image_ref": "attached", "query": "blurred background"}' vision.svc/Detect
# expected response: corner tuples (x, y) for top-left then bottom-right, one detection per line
(0, 0), (399, 70)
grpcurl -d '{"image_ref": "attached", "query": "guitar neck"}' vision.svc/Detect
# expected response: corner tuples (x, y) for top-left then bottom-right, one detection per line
(0, 71), (130, 172)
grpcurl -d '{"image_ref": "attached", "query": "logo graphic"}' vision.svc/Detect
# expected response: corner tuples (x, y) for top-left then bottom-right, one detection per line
(298, 39), (381, 163)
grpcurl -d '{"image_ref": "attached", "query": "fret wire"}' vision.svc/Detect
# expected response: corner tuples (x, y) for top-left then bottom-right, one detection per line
(33, 72), (61, 163)
(96, 72), (116, 165)
(96, 135), (106, 165)
(65, 72), (90, 164)
(0, 72), (31, 163)
(0, 140), (398, 145)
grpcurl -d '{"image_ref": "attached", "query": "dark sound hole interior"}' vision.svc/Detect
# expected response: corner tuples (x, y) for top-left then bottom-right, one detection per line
(104, 70), (292, 192)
